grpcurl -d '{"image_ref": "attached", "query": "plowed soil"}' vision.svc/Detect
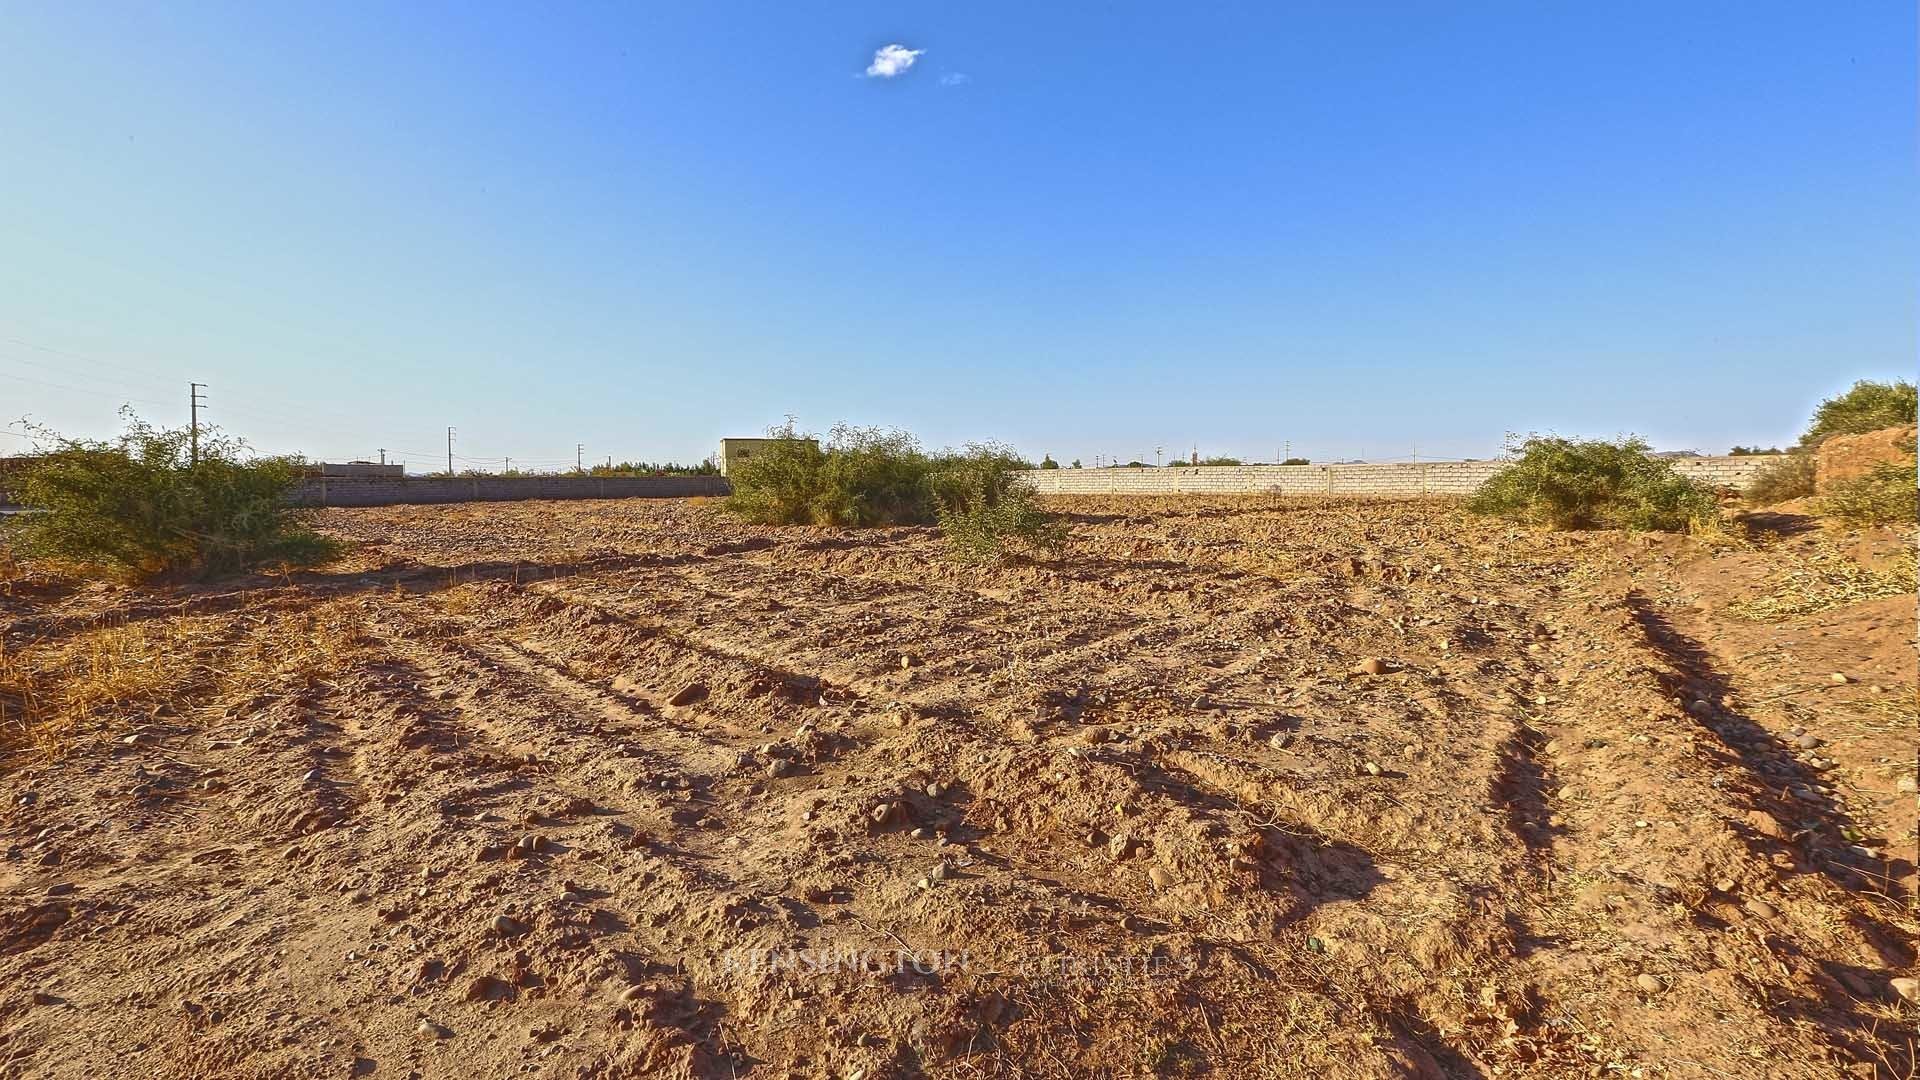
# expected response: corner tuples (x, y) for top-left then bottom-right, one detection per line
(1, 497), (1913, 1079)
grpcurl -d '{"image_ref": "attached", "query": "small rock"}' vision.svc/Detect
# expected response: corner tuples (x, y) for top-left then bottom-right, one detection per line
(1351, 658), (1391, 676)
(1892, 977), (1919, 1004)
(1268, 732), (1293, 750)
(620, 984), (648, 1002)
(1828, 672), (1850, 685)
(516, 834), (548, 855)
(43, 883), (74, 898)
(1107, 833), (1137, 861)
(1362, 761), (1382, 777)
(668, 683), (708, 707)
(1897, 776), (1916, 795)
(1634, 973), (1662, 995)
(1146, 866), (1173, 890)
(1742, 898), (1777, 920)
(1686, 700), (1714, 718)
(925, 782), (947, 799)
(1792, 733), (1821, 750)
(417, 1019), (449, 1040)
(491, 914), (529, 938)
(301, 769), (319, 783)
(928, 861), (952, 881)
(463, 975), (510, 1002)
(1712, 877), (1736, 894)
(30, 991), (58, 1007)
(18, 791), (39, 807)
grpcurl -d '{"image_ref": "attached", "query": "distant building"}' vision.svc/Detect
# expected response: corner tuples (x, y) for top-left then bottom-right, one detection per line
(314, 461), (405, 479)
(719, 437), (818, 476)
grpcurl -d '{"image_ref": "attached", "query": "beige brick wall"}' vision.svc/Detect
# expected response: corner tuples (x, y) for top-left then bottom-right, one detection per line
(1017, 457), (1769, 498)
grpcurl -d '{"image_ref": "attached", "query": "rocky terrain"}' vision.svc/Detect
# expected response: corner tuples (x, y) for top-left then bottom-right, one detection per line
(1, 496), (1912, 1079)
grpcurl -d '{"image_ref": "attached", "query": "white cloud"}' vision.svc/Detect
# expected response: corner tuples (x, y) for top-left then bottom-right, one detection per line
(864, 44), (924, 78)
(938, 72), (970, 87)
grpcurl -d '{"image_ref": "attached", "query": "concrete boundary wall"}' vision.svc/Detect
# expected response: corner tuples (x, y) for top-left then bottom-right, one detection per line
(288, 475), (729, 508)
(1017, 456), (1768, 498)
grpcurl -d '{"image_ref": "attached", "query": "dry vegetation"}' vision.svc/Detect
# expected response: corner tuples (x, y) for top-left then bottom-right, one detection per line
(0, 496), (1913, 1079)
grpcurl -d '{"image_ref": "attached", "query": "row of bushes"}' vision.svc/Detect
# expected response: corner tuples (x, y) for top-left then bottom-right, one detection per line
(722, 424), (1064, 562)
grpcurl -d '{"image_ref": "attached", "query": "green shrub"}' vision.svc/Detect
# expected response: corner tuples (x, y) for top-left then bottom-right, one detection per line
(725, 426), (1064, 560)
(1746, 453), (1816, 505)
(725, 423), (936, 527)
(1816, 459), (1917, 526)
(1468, 436), (1720, 532)
(3, 411), (339, 579)
(1801, 380), (1917, 448)
(929, 445), (1065, 563)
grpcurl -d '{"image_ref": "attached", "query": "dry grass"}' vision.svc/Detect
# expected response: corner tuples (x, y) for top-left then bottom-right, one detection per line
(0, 601), (369, 766)
(1728, 541), (1918, 620)
(0, 621), (201, 761)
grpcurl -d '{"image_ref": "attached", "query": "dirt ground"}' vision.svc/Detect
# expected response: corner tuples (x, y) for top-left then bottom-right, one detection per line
(1, 496), (1913, 1079)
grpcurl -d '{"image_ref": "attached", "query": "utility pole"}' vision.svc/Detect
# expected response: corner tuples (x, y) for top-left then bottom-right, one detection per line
(378, 448), (386, 465)
(1284, 440), (1291, 462)
(189, 382), (206, 466)
(446, 427), (456, 476)
(576, 443), (584, 472)
(504, 456), (511, 475)
(1155, 446), (1163, 468)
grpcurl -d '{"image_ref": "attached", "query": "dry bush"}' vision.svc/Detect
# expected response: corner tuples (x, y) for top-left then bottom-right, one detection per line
(1728, 543), (1918, 620)
(1745, 453), (1816, 504)
(1817, 459), (1918, 527)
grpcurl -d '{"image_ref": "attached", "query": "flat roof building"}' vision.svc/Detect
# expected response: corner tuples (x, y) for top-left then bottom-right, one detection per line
(718, 437), (818, 476)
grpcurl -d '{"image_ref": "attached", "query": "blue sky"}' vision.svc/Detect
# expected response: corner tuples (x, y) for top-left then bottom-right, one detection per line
(1, 2), (1911, 469)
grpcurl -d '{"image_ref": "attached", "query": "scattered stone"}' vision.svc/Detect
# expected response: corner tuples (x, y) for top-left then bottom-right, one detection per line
(900, 654), (924, 669)
(1828, 672), (1850, 685)
(1146, 866), (1173, 890)
(417, 1019), (450, 1040)
(1892, 977), (1919, 1004)
(516, 834), (548, 855)
(1351, 658), (1391, 676)
(766, 760), (793, 779)
(43, 883), (74, 898)
(463, 975), (511, 1002)
(1899, 776), (1918, 795)
(1792, 733), (1821, 750)
(1268, 732), (1293, 750)
(668, 683), (708, 707)
(1634, 973), (1662, 995)
(620, 984), (648, 1002)
(1686, 700), (1714, 718)
(1712, 877), (1736, 894)
(18, 792), (39, 807)
(30, 992), (58, 1007)
(301, 769), (319, 783)
(1742, 898), (1777, 920)
(1107, 833), (1137, 861)
(928, 861), (952, 882)
(1362, 761), (1382, 777)
(491, 914), (529, 938)
(925, 782), (947, 799)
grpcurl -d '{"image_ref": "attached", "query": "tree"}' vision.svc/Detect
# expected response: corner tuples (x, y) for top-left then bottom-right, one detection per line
(1802, 380), (1917, 448)
(1038, 455), (1059, 469)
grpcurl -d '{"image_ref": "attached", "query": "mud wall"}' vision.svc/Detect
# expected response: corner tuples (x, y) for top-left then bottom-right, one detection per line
(1018, 456), (1770, 497)
(287, 475), (729, 507)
